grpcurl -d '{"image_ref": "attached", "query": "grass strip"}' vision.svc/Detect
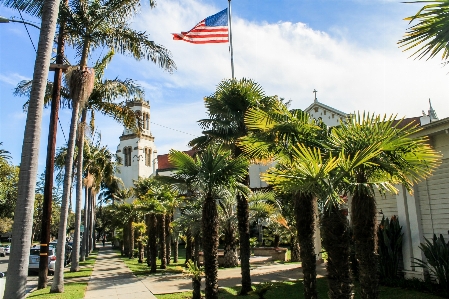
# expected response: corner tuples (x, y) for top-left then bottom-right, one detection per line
(155, 278), (445, 299)
(27, 249), (99, 298)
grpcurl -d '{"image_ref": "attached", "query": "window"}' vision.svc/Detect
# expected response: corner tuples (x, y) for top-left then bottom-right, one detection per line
(123, 147), (132, 166)
(145, 148), (152, 166)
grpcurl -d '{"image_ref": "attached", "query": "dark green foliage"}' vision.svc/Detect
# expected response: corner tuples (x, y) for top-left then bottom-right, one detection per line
(413, 233), (449, 295)
(377, 216), (403, 281)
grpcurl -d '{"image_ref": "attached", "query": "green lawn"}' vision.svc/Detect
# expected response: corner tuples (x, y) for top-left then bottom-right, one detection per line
(155, 278), (445, 299)
(27, 249), (99, 298)
(119, 248), (186, 276)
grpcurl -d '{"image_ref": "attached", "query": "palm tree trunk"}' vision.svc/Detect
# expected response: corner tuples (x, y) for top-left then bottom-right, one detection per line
(186, 229), (193, 264)
(223, 224), (238, 268)
(128, 218), (134, 259)
(351, 187), (379, 299)
(194, 232), (200, 266)
(50, 96), (82, 294)
(38, 21), (66, 289)
(80, 186), (89, 261)
(145, 214), (151, 266)
(165, 214), (171, 265)
(91, 195), (96, 251)
(173, 236), (179, 263)
(202, 195), (219, 299)
(149, 213), (157, 273)
(290, 235), (301, 262)
(322, 204), (353, 299)
(159, 214), (166, 268)
(123, 223), (129, 257)
(237, 192), (252, 294)
(3, 0), (61, 296)
(295, 192), (317, 299)
(86, 187), (92, 256)
(71, 109), (87, 271)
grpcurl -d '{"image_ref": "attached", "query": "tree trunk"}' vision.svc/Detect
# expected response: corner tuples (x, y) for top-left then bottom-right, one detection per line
(123, 223), (129, 257)
(202, 195), (219, 299)
(237, 192), (252, 294)
(173, 236), (179, 263)
(86, 187), (92, 256)
(186, 229), (193, 264)
(165, 214), (171, 265)
(290, 235), (301, 262)
(352, 187), (379, 299)
(128, 218), (134, 259)
(194, 232), (200, 266)
(50, 95), (82, 293)
(322, 204), (353, 299)
(138, 241), (143, 263)
(80, 186), (89, 261)
(145, 214), (151, 266)
(273, 234), (280, 248)
(3, 1), (60, 296)
(149, 213), (157, 273)
(91, 196), (96, 251)
(71, 109), (87, 272)
(159, 214), (166, 268)
(192, 278), (202, 299)
(223, 224), (238, 268)
(295, 192), (317, 299)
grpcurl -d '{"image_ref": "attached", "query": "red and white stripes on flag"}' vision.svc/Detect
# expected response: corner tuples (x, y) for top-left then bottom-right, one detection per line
(172, 9), (229, 44)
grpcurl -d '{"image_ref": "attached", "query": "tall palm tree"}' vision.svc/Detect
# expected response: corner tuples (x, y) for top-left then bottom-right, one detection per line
(399, 0), (449, 61)
(189, 78), (276, 294)
(48, 0), (175, 290)
(3, 0), (61, 297)
(239, 100), (325, 299)
(169, 146), (249, 299)
(329, 113), (440, 299)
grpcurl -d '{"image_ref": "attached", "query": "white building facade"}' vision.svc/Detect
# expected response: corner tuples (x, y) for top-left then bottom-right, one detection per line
(116, 100), (157, 189)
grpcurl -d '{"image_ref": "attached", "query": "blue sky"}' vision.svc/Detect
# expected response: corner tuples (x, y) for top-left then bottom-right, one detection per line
(1, 0), (448, 176)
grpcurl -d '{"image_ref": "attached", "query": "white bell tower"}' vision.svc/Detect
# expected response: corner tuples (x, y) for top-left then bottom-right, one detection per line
(116, 100), (157, 189)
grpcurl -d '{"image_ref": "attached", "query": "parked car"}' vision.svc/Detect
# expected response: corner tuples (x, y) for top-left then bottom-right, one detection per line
(49, 241), (72, 265)
(4, 245), (10, 255)
(0, 246), (5, 257)
(28, 246), (56, 275)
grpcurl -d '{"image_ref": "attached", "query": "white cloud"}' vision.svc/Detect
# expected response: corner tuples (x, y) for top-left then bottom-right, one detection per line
(0, 73), (30, 86)
(91, 0), (449, 157)
(128, 0), (449, 121)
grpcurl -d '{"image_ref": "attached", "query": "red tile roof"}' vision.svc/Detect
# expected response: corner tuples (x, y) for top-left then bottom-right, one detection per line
(157, 149), (197, 171)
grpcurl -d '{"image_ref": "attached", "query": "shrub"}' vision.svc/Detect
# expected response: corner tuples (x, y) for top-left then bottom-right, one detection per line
(377, 215), (403, 281)
(413, 233), (449, 295)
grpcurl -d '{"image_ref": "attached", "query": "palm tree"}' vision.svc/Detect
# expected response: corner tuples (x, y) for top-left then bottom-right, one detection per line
(3, 0), (61, 297)
(189, 78), (276, 294)
(328, 113), (440, 299)
(239, 100), (325, 299)
(169, 146), (249, 299)
(47, 0), (175, 290)
(399, 0), (449, 61)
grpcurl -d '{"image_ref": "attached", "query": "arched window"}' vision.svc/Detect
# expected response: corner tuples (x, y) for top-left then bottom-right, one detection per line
(145, 148), (151, 166)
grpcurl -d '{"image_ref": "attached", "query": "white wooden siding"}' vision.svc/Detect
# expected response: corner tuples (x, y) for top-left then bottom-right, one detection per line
(416, 158), (449, 240)
(375, 192), (398, 222)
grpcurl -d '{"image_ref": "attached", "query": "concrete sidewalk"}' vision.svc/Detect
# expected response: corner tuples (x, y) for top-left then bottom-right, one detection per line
(141, 261), (327, 295)
(84, 246), (156, 299)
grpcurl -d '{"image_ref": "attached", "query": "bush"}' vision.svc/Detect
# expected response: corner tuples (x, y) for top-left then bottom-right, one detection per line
(377, 215), (403, 281)
(413, 233), (449, 295)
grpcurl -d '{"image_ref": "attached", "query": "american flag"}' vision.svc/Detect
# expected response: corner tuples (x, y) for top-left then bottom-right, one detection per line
(172, 8), (229, 44)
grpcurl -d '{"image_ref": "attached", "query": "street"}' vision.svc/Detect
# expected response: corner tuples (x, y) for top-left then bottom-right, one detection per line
(0, 254), (45, 298)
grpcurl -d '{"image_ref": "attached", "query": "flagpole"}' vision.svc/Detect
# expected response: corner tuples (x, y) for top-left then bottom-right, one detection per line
(228, 0), (235, 79)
